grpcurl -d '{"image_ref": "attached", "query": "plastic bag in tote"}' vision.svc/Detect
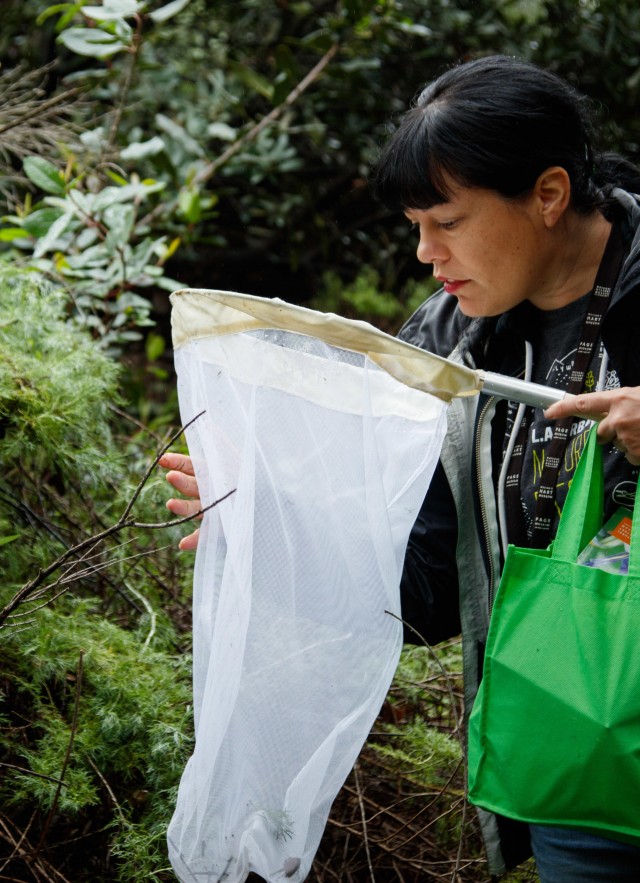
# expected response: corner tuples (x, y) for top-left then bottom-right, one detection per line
(468, 427), (640, 845)
(167, 290), (448, 882)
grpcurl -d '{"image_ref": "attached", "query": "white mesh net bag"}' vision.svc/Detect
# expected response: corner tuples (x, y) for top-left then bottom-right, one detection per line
(167, 290), (451, 883)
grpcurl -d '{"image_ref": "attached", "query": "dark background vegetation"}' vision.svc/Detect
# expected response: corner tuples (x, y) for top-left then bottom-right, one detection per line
(1, 0), (639, 880)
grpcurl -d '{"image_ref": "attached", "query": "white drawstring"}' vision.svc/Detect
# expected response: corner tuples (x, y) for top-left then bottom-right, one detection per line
(597, 345), (609, 391)
(497, 340), (533, 560)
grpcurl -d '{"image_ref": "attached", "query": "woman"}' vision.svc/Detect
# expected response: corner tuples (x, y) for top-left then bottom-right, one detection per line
(162, 56), (640, 880)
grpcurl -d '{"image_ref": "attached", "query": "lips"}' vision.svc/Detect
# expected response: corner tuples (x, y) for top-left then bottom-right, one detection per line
(435, 276), (469, 295)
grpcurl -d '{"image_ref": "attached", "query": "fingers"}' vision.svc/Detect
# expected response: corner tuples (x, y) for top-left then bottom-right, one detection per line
(166, 496), (203, 519)
(178, 527), (200, 551)
(160, 451), (200, 498)
(544, 387), (640, 465)
(544, 392), (607, 422)
(165, 468), (200, 499)
(594, 413), (617, 446)
(160, 451), (202, 551)
(158, 452), (196, 476)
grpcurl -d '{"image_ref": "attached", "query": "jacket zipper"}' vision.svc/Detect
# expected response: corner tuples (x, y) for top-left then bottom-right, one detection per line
(475, 394), (497, 613)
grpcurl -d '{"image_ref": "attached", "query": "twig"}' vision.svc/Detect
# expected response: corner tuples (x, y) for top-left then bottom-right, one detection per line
(122, 409), (206, 523)
(0, 763), (68, 788)
(122, 580), (156, 648)
(0, 411), (222, 627)
(0, 810), (37, 877)
(193, 42), (339, 186)
(384, 611), (463, 737)
(353, 762), (376, 883)
(0, 88), (83, 137)
(107, 13), (143, 147)
(109, 403), (165, 445)
(85, 755), (128, 824)
(33, 651), (84, 861)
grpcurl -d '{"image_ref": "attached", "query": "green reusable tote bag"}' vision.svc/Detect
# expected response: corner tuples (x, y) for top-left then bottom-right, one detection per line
(467, 427), (640, 844)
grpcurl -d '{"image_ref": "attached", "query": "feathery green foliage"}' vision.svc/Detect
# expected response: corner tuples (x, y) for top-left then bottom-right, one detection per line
(0, 266), (120, 469)
(0, 267), (193, 879)
(1, 595), (192, 879)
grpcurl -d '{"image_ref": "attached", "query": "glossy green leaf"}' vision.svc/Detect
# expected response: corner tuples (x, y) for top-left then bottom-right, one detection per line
(148, 0), (191, 23)
(120, 136), (166, 160)
(81, 0), (142, 20)
(33, 213), (74, 259)
(0, 228), (30, 242)
(21, 208), (66, 237)
(23, 157), (66, 196)
(178, 187), (201, 223)
(36, 3), (83, 28)
(145, 331), (166, 361)
(103, 203), (136, 245)
(228, 61), (274, 100)
(57, 26), (130, 57)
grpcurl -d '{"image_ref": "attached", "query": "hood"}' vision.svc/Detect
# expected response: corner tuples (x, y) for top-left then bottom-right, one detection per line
(608, 187), (640, 307)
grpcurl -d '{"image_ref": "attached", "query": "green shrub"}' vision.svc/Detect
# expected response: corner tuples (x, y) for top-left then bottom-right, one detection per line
(1, 596), (192, 880)
(0, 267), (193, 880)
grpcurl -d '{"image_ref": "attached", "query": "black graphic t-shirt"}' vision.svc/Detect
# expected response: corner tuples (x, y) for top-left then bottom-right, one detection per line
(501, 294), (638, 548)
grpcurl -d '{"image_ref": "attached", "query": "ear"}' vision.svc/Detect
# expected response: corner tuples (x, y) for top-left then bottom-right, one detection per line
(534, 166), (571, 228)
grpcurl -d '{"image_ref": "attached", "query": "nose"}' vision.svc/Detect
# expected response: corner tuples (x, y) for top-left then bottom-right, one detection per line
(416, 227), (449, 265)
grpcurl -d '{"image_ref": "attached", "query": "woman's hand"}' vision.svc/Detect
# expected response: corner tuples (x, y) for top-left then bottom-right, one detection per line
(545, 386), (640, 466)
(159, 452), (202, 550)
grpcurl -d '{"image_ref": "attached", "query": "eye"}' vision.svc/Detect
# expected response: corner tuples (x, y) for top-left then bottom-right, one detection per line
(437, 219), (459, 231)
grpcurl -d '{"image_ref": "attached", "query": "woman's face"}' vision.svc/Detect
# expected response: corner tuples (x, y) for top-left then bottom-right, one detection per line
(404, 180), (553, 317)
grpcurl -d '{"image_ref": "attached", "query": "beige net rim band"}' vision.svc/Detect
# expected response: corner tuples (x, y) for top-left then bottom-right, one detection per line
(170, 288), (482, 403)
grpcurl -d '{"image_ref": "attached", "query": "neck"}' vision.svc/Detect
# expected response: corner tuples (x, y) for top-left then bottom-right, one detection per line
(531, 211), (612, 311)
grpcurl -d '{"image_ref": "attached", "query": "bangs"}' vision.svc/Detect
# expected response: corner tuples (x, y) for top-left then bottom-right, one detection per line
(372, 107), (454, 212)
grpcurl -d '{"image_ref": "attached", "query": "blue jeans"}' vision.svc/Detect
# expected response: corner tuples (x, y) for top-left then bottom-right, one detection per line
(530, 825), (640, 882)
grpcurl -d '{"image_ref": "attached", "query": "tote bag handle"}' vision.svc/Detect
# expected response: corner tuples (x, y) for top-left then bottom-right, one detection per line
(552, 426), (640, 577)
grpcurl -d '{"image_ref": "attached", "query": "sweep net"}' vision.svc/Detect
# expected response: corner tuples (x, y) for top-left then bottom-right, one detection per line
(167, 321), (448, 882)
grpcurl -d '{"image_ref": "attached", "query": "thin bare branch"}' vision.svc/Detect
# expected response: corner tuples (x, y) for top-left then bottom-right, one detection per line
(0, 763), (67, 788)
(194, 42), (339, 186)
(0, 412), (218, 628)
(34, 651), (84, 860)
(353, 763), (376, 883)
(385, 610), (463, 737)
(120, 409), (206, 523)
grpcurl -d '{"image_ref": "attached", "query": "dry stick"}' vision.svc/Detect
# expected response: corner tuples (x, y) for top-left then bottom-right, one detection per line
(0, 810), (38, 876)
(24, 536), (144, 603)
(337, 772), (456, 854)
(0, 88), (83, 136)
(123, 409), (206, 522)
(136, 40), (340, 234)
(107, 13), (143, 148)
(0, 763), (67, 788)
(391, 858), (407, 883)
(85, 755), (128, 824)
(341, 756), (463, 847)
(383, 620), (468, 883)
(110, 403), (165, 445)
(32, 651), (84, 863)
(325, 814), (432, 877)
(0, 410), (222, 627)
(353, 762), (376, 883)
(6, 545), (172, 635)
(384, 611), (463, 737)
(348, 616), (470, 876)
(193, 41), (339, 187)
(381, 763), (464, 852)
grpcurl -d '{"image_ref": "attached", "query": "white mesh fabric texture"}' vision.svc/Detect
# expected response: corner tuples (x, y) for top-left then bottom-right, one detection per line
(167, 328), (448, 883)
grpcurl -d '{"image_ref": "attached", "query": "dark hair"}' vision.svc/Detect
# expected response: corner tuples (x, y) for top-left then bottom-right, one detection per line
(373, 55), (640, 214)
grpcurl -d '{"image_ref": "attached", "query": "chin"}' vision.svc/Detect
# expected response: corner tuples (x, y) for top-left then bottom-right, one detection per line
(457, 303), (484, 318)
(457, 300), (501, 319)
